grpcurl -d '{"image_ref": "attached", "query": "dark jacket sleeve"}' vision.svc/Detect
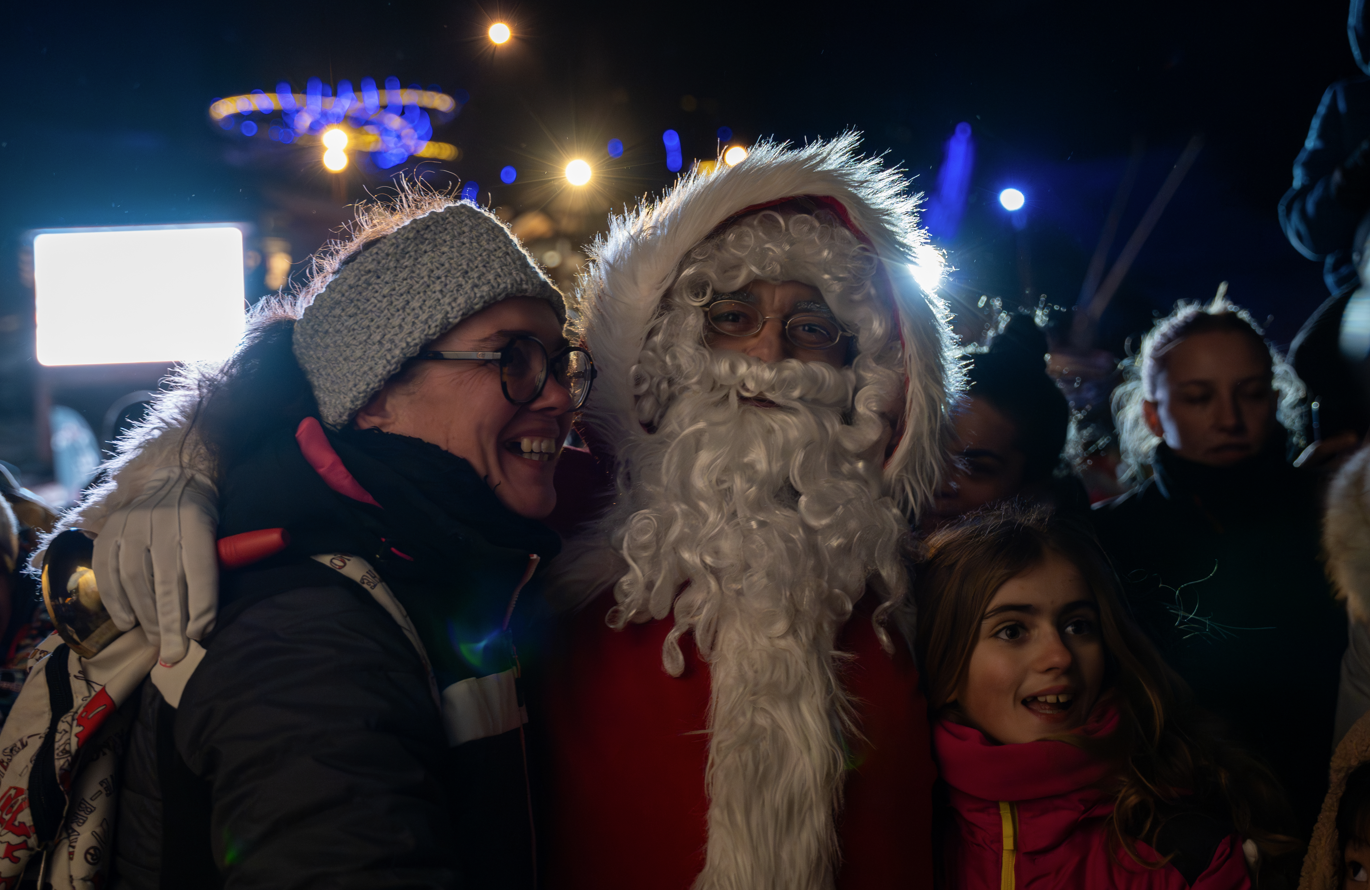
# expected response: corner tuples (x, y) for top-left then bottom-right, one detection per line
(175, 582), (458, 890)
(1281, 82), (1364, 260)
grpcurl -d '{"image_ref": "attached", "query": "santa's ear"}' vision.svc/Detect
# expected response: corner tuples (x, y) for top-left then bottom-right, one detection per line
(1142, 400), (1165, 440)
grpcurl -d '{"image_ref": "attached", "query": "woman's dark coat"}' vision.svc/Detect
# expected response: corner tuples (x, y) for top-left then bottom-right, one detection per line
(1092, 442), (1347, 835)
(112, 425), (560, 889)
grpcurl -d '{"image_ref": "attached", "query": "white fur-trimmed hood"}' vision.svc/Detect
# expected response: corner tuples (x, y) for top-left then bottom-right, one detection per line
(1326, 443), (1370, 624)
(571, 133), (959, 518)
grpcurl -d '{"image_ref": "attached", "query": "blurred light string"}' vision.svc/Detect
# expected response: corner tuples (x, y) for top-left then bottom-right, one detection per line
(209, 77), (461, 168)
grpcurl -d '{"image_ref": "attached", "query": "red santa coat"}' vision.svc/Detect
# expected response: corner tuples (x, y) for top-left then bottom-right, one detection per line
(536, 449), (936, 888)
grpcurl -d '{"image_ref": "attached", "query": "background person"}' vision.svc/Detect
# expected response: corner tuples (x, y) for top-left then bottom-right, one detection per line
(0, 464), (55, 722)
(914, 506), (1295, 888)
(921, 314), (1085, 532)
(1297, 716), (1370, 890)
(1281, 0), (1370, 297)
(1095, 291), (1345, 835)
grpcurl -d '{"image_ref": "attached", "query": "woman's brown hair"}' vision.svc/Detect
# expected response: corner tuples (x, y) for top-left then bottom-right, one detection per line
(913, 503), (1297, 865)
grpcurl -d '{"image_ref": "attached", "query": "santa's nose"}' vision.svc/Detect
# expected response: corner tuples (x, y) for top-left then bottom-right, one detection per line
(744, 318), (787, 363)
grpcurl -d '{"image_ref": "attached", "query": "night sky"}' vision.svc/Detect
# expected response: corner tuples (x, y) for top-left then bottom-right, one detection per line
(0, 0), (1358, 470)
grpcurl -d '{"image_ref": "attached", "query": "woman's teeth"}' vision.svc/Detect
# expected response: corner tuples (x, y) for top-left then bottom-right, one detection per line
(516, 436), (558, 461)
(1030, 693), (1073, 704)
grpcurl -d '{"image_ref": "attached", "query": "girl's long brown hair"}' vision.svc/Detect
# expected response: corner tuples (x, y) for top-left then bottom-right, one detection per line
(913, 503), (1297, 864)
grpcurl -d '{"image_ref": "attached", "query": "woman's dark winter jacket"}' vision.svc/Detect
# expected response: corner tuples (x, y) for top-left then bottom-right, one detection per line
(112, 423), (561, 890)
(1092, 442), (1346, 834)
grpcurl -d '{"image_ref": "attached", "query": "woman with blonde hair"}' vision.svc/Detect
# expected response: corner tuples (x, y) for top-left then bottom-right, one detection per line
(1094, 289), (1345, 835)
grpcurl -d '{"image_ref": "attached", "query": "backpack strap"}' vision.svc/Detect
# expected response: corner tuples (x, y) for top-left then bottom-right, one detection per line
(27, 645), (71, 845)
(309, 554), (440, 708)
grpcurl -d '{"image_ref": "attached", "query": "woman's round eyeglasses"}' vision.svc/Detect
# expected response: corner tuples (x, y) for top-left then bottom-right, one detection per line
(417, 335), (597, 410)
(703, 298), (851, 351)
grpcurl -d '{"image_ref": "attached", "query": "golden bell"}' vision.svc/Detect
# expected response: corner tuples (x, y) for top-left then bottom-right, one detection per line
(41, 529), (122, 658)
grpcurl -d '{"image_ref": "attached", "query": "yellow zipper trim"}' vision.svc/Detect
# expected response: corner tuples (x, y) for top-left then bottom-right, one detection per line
(999, 800), (1017, 890)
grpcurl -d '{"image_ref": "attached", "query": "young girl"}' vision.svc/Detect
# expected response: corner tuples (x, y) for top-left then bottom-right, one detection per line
(914, 504), (1295, 889)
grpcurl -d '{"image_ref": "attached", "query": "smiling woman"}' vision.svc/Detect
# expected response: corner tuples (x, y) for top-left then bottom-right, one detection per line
(43, 186), (590, 887)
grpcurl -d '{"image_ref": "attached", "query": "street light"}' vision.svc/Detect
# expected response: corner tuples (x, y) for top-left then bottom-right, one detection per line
(566, 159), (592, 186)
(723, 145), (748, 166)
(489, 23), (511, 44)
(323, 149), (348, 172)
(999, 188), (1025, 211)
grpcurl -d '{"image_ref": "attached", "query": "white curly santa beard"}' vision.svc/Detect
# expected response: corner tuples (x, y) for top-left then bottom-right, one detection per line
(601, 351), (909, 890)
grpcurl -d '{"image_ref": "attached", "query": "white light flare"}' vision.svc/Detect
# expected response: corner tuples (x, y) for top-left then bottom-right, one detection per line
(999, 188), (1026, 211)
(565, 159), (592, 186)
(910, 244), (945, 294)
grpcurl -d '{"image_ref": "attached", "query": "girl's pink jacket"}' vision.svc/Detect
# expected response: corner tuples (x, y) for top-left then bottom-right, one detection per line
(935, 708), (1253, 890)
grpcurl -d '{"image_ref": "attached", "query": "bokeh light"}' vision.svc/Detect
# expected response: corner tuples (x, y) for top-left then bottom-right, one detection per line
(489, 23), (511, 44)
(500, 166), (517, 184)
(607, 138), (624, 158)
(240, 120), (258, 136)
(910, 244), (945, 294)
(723, 145), (747, 166)
(322, 128), (348, 150)
(717, 126), (733, 142)
(566, 159), (592, 186)
(999, 188), (1025, 211)
(663, 129), (683, 173)
(322, 149), (348, 172)
(461, 182), (480, 202)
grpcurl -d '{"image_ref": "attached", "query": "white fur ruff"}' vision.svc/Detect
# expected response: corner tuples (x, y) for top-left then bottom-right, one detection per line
(1326, 444), (1370, 624)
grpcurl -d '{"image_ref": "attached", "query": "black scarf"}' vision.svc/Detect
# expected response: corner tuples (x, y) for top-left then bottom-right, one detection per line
(327, 426), (563, 567)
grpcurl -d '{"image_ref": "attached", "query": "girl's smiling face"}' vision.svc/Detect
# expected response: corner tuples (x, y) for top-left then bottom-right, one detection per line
(954, 550), (1107, 744)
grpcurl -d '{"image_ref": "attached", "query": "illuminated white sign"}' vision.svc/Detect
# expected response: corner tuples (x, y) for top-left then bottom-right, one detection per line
(34, 225), (246, 366)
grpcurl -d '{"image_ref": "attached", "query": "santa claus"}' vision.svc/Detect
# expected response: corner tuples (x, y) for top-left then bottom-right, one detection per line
(534, 135), (956, 889)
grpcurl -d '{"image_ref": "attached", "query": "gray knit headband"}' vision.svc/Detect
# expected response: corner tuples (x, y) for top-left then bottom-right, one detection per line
(293, 201), (564, 428)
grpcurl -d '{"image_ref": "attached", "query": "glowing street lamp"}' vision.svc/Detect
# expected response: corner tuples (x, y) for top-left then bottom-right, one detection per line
(489, 23), (511, 44)
(565, 159), (592, 186)
(322, 128), (348, 150)
(323, 148), (348, 172)
(999, 188), (1025, 211)
(723, 145), (748, 166)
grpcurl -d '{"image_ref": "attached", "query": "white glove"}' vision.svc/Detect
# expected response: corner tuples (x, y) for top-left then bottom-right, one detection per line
(93, 467), (220, 666)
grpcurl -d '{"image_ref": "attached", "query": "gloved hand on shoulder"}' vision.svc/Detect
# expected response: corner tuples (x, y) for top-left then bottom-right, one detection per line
(93, 467), (219, 667)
